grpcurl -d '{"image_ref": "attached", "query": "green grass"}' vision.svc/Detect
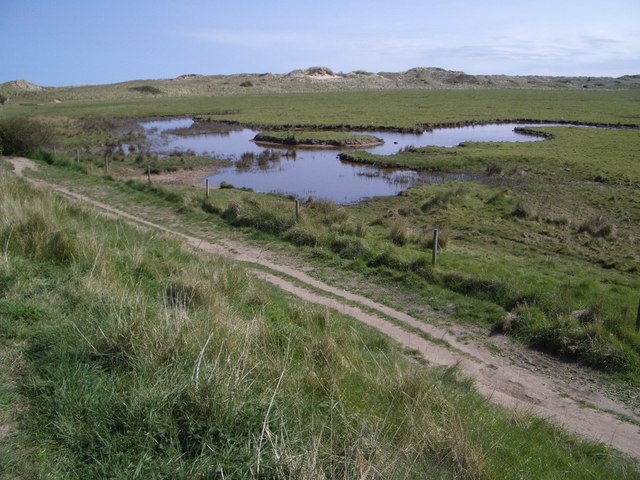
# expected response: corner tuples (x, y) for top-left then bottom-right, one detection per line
(18, 140), (640, 378)
(7, 89), (640, 376)
(340, 126), (640, 185)
(255, 130), (383, 147)
(2, 84), (640, 473)
(1, 172), (639, 478)
(2, 89), (639, 130)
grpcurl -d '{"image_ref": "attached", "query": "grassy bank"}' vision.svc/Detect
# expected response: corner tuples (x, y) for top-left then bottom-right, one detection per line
(3, 87), (639, 379)
(2, 173), (639, 477)
(62, 126), (638, 377)
(20, 149), (640, 380)
(202, 183), (640, 375)
(254, 130), (383, 147)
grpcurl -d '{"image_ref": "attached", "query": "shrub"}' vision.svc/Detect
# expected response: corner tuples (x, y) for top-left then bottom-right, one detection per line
(239, 80), (254, 87)
(129, 85), (163, 95)
(0, 117), (54, 155)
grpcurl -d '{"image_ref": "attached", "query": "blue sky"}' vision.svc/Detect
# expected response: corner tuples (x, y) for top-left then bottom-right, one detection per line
(1, 0), (639, 86)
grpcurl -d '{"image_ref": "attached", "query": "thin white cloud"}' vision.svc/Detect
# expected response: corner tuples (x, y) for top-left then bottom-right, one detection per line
(184, 28), (320, 48)
(182, 22), (640, 77)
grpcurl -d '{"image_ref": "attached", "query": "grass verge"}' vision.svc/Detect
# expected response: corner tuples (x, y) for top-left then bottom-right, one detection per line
(1, 172), (639, 478)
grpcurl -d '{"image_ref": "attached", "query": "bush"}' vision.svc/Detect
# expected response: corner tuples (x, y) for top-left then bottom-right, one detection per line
(239, 80), (254, 87)
(0, 117), (54, 155)
(129, 85), (163, 95)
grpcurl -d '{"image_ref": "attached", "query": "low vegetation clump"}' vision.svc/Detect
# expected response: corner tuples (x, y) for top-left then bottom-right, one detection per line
(578, 214), (615, 238)
(3, 86), (640, 472)
(129, 85), (164, 95)
(1, 171), (639, 478)
(37, 149), (636, 377)
(172, 180), (639, 376)
(254, 130), (383, 147)
(0, 116), (53, 155)
(11, 111), (639, 379)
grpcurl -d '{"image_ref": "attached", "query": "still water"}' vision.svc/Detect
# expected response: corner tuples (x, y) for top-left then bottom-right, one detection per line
(141, 118), (549, 204)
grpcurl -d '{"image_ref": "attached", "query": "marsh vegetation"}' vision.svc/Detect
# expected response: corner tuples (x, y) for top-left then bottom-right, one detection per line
(1, 83), (640, 477)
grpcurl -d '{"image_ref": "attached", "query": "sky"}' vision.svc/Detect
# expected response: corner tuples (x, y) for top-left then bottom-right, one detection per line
(1, 0), (639, 87)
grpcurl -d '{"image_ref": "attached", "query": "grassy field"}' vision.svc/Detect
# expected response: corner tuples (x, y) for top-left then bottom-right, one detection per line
(3, 89), (639, 376)
(1, 84), (640, 475)
(2, 89), (640, 130)
(3, 172), (640, 478)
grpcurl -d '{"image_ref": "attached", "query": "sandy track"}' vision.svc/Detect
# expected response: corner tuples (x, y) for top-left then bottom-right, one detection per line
(4, 156), (640, 461)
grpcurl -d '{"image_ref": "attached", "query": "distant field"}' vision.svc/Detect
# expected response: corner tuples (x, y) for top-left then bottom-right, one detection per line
(1, 89), (640, 130)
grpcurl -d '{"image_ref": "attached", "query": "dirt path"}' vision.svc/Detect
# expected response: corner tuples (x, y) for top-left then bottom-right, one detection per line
(4, 156), (640, 461)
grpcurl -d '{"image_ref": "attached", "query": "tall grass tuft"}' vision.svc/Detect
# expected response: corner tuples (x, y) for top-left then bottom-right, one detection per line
(578, 214), (616, 238)
(389, 218), (410, 245)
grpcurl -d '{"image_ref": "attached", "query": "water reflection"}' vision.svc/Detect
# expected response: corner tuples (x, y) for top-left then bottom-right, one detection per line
(140, 118), (549, 204)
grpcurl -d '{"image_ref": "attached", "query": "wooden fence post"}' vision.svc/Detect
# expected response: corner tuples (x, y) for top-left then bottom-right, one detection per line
(104, 153), (108, 174)
(205, 178), (210, 198)
(147, 165), (151, 185)
(75, 148), (80, 162)
(295, 199), (300, 221)
(432, 229), (439, 266)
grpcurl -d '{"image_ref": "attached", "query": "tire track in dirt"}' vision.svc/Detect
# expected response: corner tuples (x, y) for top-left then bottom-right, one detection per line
(4, 156), (640, 461)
